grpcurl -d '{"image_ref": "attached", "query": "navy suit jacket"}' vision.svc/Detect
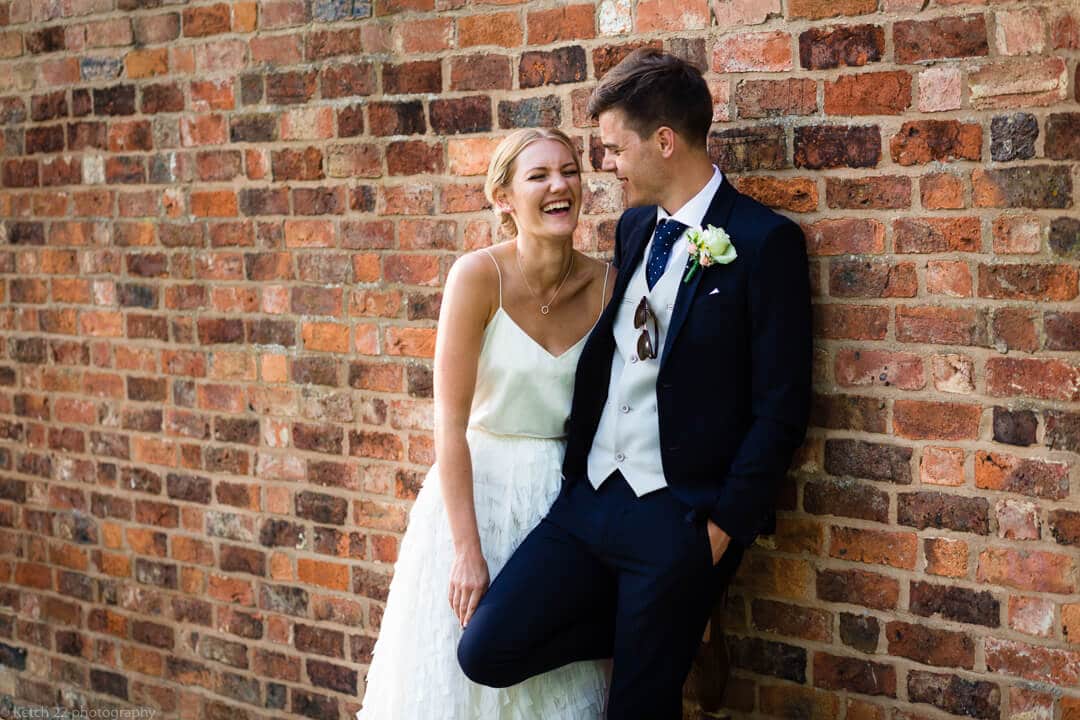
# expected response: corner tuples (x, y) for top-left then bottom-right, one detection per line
(562, 179), (812, 548)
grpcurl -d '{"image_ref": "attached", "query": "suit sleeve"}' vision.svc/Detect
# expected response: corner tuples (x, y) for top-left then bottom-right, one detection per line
(709, 221), (812, 547)
(612, 213), (627, 268)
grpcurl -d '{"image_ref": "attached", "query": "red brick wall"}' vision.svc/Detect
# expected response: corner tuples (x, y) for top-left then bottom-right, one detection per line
(0, 0), (1077, 718)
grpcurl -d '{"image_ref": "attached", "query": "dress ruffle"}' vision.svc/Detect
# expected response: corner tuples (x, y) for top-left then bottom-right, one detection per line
(356, 429), (607, 720)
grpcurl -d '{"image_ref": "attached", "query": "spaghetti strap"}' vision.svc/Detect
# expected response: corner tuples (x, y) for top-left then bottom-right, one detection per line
(479, 248), (502, 308)
(597, 262), (611, 322)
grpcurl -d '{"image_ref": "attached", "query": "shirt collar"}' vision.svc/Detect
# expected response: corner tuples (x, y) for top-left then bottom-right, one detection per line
(656, 166), (724, 229)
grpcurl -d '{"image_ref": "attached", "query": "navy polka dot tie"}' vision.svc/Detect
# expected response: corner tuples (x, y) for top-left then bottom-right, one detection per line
(646, 219), (687, 290)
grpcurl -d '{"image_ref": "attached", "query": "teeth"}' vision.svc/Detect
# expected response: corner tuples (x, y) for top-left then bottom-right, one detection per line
(542, 201), (571, 212)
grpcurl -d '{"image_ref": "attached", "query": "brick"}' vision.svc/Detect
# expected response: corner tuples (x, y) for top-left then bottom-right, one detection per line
(987, 638), (1080, 687)
(834, 349), (922, 389)
(1052, 510), (1080, 546)
(829, 261), (917, 299)
(759, 685), (839, 719)
(839, 612), (879, 653)
(804, 478), (889, 523)
(1050, 217), (1080, 259)
(907, 671), (1000, 720)
(728, 637), (806, 682)
(814, 305), (888, 340)
(813, 653), (896, 697)
(321, 63), (376, 99)
(969, 57), (1068, 110)
(830, 527), (916, 570)
(527, 5), (595, 43)
(519, 46), (587, 88)
(183, 4), (230, 37)
(732, 176), (817, 214)
(978, 547), (1076, 594)
(811, 394), (886, 434)
(94, 84), (136, 115)
(450, 54), (512, 91)
(825, 176), (909, 210)
(134, 13), (180, 44)
(306, 28), (363, 61)
(383, 60), (441, 95)
(799, 24), (883, 70)
(387, 141), (442, 175)
(891, 120), (981, 166)
(1046, 113), (1080, 161)
(794, 125), (879, 169)
(989, 307), (1037, 354)
(896, 306), (987, 346)
(886, 622), (974, 668)
(817, 569), (898, 610)
(1045, 411), (1080, 454)
(824, 71), (911, 115)
(931, 353), (974, 395)
(295, 623), (343, 658)
(923, 538), (968, 579)
(997, 499), (1040, 542)
(458, 11), (522, 48)
(920, 172), (965, 210)
(898, 491), (989, 534)
(498, 95), (561, 129)
(979, 263), (1077, 302)
(926, 261), (972, 297)
(709, 125), (788, 172)
(894, 15), (989, 63)
(751, 599), (831, 642)
(1046, 312), (1080, 351)
(996, 8), (1045, 56)
(736, 78), (816, 119)
(992, 215), (1041, 255)
(975, 452), (1068, 500)
(430, 96), (491, 135)
(894, 400), (980, 441)
(713, 31), (791, 73)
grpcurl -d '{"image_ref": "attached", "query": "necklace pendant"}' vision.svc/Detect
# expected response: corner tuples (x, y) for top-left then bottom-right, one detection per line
(540, 305), (551, 315)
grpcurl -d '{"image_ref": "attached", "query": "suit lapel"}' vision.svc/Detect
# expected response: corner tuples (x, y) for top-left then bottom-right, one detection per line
(659, 180), (740, 369)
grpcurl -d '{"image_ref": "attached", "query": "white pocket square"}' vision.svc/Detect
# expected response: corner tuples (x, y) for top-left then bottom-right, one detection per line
(708, 288), (720, 295)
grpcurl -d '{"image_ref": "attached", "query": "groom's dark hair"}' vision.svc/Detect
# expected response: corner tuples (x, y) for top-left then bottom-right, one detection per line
(587, 48), (713, 145)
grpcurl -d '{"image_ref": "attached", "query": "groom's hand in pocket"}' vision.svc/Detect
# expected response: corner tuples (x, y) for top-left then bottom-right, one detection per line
(449, 544), (490, 628)
(705, 520), (730, 566)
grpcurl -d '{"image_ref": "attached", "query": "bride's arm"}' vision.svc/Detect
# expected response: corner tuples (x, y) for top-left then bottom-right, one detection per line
(432, 251), (497, 628)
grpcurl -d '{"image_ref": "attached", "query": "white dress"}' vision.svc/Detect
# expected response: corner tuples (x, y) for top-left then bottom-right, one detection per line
(357, 252), (609, 719)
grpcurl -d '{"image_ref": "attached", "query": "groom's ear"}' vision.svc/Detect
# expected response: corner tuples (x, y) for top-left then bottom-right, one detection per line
(654, 126), (676, 159)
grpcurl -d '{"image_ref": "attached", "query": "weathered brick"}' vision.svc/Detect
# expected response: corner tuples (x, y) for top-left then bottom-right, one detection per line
(708, 125), (787, 172)
(519, 47), (587, 88)
(817, 569), (899, 610)
(990, 113), (1038, 162)
(891, 120), (981, 165)
(728, 636), (806, 682)
(894, 15), (989, 63)
(735, 78), (816, 119)
(799, 24), (884, 70)
(978, 264), (1078, 302)
(839, 613), (879, 654)
(383, 60), (441, 95)
(907, 671), (1000, 720)
(898, 491), (989, 534)
(1046, 113), (1080, 160)
(794, 125), (880, 169)
(991, 408), (1037, 447)
(813, 653), (896, 697)
(498, 95), (561, 129)
(975, 452), (1068, 500)
(973, 166), (1072, 209)
(430, 96), (491, 135)
(987, 357), (1080, 402)
(886, 622), (974, 668)
(1045, 410), (1080, 453)
(825, 71), (911, 115)
(450, 54), (512, 91)
(896, 306), (988, 347)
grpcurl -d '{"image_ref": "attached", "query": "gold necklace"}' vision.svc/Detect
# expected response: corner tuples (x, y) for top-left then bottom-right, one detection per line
(515, 248), (574, 315)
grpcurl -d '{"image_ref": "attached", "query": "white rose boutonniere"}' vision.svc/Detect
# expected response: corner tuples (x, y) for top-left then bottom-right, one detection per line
(684, 224), (737, 282)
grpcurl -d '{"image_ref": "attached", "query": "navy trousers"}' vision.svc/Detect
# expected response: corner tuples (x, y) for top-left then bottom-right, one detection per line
(458, 472), (743, 720)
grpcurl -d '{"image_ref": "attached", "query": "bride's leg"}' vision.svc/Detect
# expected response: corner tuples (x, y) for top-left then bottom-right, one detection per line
(458, 517), (615, 688)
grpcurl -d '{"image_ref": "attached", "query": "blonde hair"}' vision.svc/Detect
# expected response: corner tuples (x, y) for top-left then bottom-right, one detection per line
(483, 128), (581, 237)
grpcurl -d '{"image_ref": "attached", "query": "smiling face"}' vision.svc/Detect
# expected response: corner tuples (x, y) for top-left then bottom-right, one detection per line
(598, 108), (666, 209)
(495, 139), (582, 243)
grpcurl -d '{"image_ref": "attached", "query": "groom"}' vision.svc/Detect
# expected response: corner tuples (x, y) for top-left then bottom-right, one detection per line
(459, 48), (812, 719)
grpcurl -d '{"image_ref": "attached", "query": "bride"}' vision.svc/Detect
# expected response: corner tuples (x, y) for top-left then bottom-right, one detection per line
(356, 127), (614, 719)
